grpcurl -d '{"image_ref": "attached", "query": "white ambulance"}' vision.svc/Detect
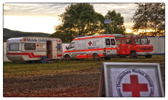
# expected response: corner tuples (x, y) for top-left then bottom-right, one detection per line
(6, 37), (63, 62)
(63, 34), (117, 61)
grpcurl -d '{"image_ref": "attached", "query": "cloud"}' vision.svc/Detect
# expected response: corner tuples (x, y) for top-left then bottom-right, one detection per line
(93, 3), (137, 23)
(4, 3), (138, 31)
(4, 3), (70, 17)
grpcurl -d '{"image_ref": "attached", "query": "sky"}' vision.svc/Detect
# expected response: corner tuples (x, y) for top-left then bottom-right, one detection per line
(3, 3), (138, 34)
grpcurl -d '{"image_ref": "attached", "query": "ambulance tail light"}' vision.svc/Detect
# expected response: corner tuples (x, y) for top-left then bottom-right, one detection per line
(104, 48), (106, 52)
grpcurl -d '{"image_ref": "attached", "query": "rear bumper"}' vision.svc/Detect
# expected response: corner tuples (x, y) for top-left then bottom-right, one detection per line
(136, 51), (154, 56)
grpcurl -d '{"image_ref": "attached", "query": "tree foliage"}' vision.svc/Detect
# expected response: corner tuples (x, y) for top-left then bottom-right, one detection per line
(132, 3), (165, 36)
(105, 10), (126, 34)
(149, 3), (165, 35)
(50, 3), (126, 42)
(60, 3), (100, 36)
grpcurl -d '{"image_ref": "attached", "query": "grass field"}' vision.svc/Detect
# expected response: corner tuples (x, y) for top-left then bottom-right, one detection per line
(3, 55), (165, 78)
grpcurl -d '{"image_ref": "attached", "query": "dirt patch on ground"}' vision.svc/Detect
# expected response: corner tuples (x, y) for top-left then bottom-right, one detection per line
(3, 63), (165, 97)
(3, 73), (101, 97)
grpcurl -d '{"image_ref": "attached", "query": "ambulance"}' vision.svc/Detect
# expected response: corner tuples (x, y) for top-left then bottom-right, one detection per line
(63, 34), (117, 61)
(115, 35), (154, 58)
(6, 37), (63, 62)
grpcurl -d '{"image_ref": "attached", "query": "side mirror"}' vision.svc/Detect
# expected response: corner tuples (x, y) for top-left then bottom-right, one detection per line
(66, 46), (69, 49)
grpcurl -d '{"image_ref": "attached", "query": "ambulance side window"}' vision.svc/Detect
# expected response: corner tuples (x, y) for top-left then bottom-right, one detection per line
(122, 39), (125, 44)
(25, 43), (36, 50)
(69, 42), (75, 49)
(57, 44), (61, 50)
(106, 39), (110, 45)
(111, 39), (115, 45)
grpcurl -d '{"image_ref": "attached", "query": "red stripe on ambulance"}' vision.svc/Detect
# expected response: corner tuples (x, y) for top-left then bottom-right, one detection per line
(64, 48), (116, 53)
(77, 54), (92, 58)
(7, 53), (21, 55)
(57, 54), (63, 57)
(30, 53), (41, 58)
(22, 53), (33, 58)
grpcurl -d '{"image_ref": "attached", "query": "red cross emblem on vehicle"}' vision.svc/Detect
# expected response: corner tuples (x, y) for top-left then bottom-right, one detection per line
(122, 75), (148, 97)
(88, 41), (92, 46)
(59, 39), (61, 42)
(36, 44), (40, 47)
(24, 38), (27, 42)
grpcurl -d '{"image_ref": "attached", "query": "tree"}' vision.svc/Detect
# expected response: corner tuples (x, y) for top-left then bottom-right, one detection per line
(132, 3), (165, 36)
(105, 10), (126, 34)
(60, 3), (98, 36)
(50, 3), (127, 42)
(132, 3), (151, 35)
(50, 25), (74, 43)
(148, 3), (165, 36)
(50, 3), (106, 42)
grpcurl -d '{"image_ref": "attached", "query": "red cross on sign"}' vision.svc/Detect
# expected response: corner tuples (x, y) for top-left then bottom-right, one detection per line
(88, 41), (92, 46)
(122, 75), (148, 97)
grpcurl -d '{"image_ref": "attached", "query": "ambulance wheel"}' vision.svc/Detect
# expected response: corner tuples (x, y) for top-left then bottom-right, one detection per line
(65, 55), (71, 61)
(93, 54), (100, 61)
(145, 55), (152, 58)
(130, 51), (137, 58)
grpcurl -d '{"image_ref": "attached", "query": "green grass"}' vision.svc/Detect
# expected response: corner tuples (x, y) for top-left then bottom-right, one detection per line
(3, 55), (165, 78)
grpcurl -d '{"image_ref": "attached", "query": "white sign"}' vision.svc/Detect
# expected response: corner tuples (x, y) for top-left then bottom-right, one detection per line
(99, 62), (164, 97)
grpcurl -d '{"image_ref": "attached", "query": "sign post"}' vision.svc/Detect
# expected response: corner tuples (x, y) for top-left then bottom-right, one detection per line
(104, 19), (111, 34)
(98, 62), (164, 97)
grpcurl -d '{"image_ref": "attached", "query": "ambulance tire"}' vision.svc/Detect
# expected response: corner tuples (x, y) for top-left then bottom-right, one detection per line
(93, 54), (100, 61)
(145, 55), (152, 58)
(65, 55), (71, 61)
(130, 51), (137, 58)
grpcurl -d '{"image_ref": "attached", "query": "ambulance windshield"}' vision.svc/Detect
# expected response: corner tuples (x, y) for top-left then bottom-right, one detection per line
(134, 38), (148, 45)
(9, 43), (19, 51)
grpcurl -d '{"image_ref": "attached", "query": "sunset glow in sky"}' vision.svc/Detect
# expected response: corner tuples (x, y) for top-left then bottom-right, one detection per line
(4, 3), (138, 34)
